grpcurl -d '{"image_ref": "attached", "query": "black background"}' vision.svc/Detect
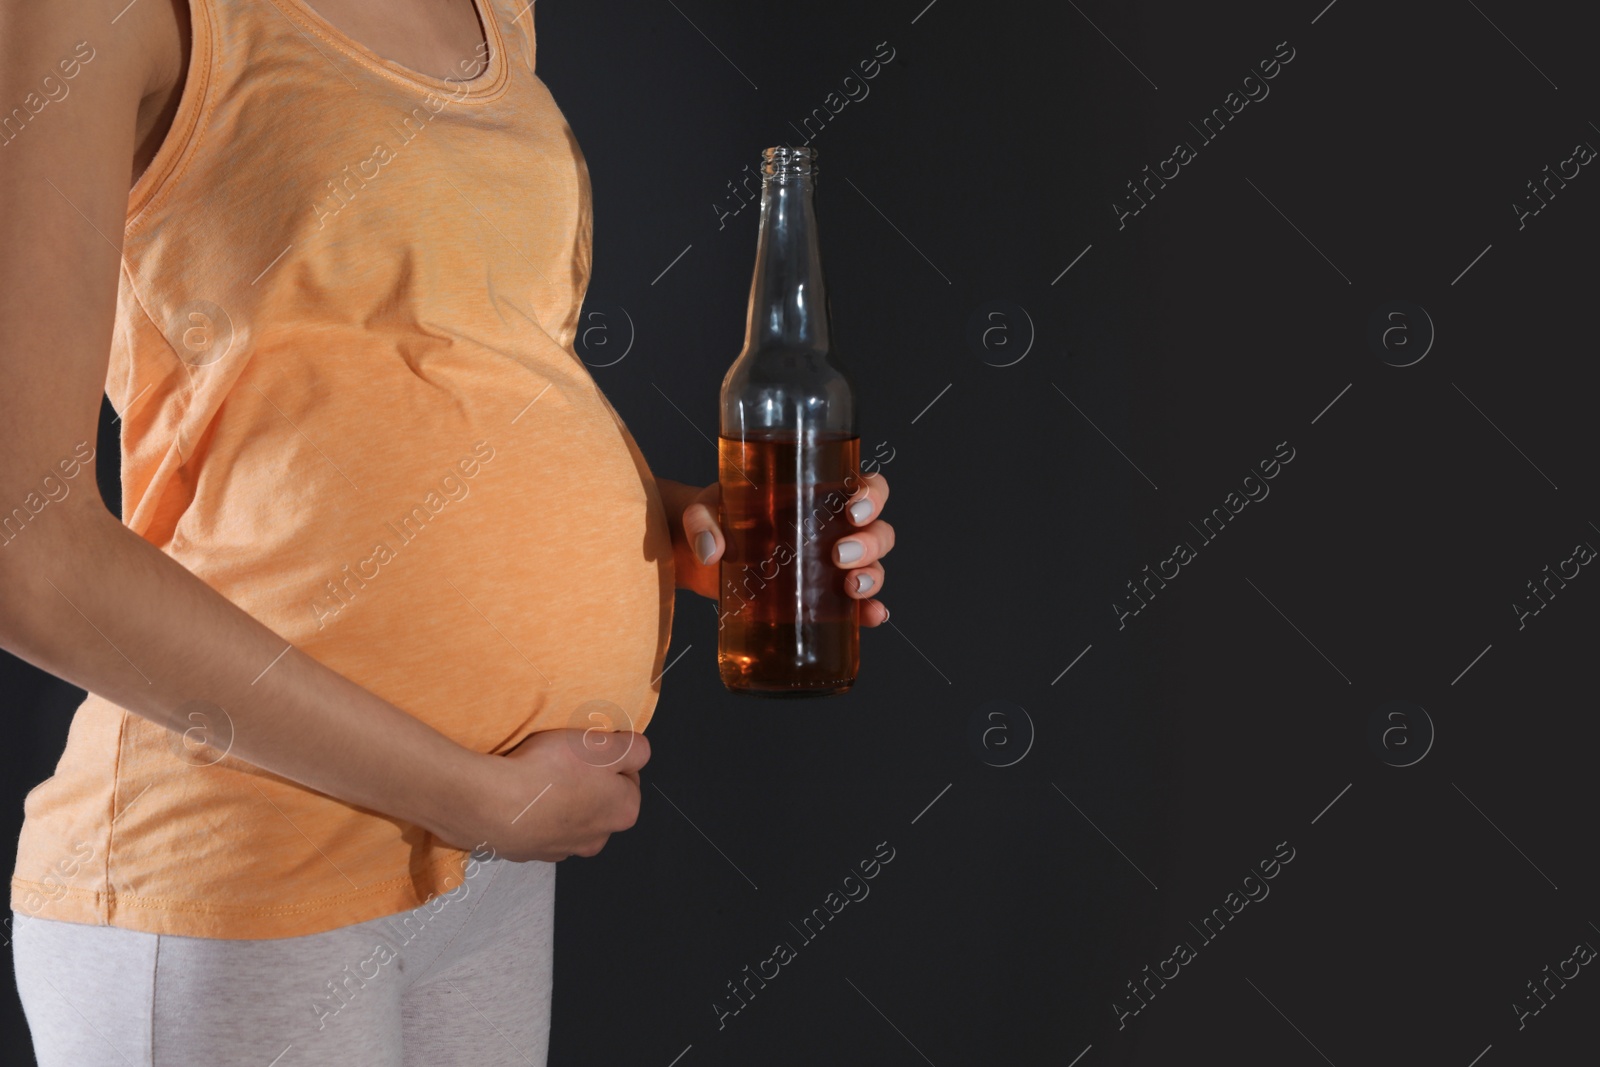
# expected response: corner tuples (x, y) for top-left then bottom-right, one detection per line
(5, 1), (1598, 1064)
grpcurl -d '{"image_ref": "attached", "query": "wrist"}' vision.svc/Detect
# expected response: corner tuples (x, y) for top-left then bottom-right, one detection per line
(655, 476), (696, 574)
(415, 741), (500, 850)
(655, 476), (695, 532)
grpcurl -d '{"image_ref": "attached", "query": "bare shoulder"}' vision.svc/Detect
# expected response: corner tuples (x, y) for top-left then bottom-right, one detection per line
(0, 0), (192, 513)
(0, 0), (166, 90)
(1, 0), (190, 184)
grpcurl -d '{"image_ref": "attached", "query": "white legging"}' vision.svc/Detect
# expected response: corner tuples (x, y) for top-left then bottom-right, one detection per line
(11, 855), (556, 1066)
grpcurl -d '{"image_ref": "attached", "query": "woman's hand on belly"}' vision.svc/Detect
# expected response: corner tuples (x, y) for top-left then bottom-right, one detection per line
(439, 729), (652, 862)
(662, 474), (895, 626)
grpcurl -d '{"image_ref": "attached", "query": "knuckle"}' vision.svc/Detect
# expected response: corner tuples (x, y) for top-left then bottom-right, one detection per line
(618, 794), (641, 830)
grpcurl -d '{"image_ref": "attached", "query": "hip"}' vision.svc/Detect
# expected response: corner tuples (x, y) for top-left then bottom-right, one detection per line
(11, 854), (557, 1066)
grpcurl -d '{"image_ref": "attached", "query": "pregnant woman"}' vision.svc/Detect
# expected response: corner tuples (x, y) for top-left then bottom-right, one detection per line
(0, 0), (894, 1062)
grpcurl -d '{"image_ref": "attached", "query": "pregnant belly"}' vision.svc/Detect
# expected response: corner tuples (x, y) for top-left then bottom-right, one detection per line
(169, 374), (677, 752)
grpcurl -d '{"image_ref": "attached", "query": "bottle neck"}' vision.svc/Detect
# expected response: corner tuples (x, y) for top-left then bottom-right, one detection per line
(743, 173), (830, 352)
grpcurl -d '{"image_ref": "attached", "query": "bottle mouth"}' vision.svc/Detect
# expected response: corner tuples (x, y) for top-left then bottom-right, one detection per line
(762, 145), (817, 182)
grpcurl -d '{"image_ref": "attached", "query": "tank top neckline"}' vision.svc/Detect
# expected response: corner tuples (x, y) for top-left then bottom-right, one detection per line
(127, 0), (515, 228)
(271, 0), (510, 101)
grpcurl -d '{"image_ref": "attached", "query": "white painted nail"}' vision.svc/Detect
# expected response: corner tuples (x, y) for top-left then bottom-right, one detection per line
(837, 540), (864, 564)
(855, 573), (875, 594)
(693, 530), (716, 565)
(849, 499), (873, 524)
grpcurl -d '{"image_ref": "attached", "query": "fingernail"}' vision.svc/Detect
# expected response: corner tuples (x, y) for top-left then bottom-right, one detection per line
(855, 573), (875, 594)
(693, 530), (716, 565)
(849, 498), (873, 524)
(836, 540), (864, 564)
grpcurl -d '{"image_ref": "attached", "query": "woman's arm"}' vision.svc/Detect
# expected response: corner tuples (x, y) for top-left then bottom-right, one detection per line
(0, 0), (643, 863)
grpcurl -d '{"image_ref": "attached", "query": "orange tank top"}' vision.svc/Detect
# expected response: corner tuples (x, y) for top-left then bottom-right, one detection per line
(10, 0), (675, 939)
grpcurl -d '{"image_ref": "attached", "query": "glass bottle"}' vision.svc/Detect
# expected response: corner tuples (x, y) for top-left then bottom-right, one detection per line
(717, 146), (860, 697)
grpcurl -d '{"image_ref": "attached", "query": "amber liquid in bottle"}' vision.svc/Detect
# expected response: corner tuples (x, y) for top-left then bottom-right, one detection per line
(718, 431), (860, 695)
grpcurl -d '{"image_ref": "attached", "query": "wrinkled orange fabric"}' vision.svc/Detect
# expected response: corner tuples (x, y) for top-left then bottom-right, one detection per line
(10, 0), (674, 938)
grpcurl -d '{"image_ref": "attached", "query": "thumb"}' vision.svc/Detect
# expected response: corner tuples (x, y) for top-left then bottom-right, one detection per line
(613, 731), (651, 776)
(682, 483), (724, 566)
